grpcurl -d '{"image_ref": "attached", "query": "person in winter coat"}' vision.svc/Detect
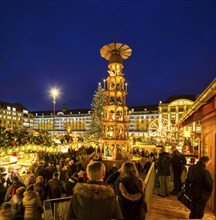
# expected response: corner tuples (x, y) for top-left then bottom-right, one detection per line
(0, 202), (12, 220)
(44, 162), (57, 184)
(65, 161), (123, 220)
(33, 176), (46, 203)
(187, 156), (213, 219)
(170, 145), (186, 195)
(23, 170), (36, 187)
(65, 173), (79, 196)
(46, 172), (64, 199)
(157, 147), (171, 197)
(112, 162), (147, 220)
(59, 165), (69, 183)
(34, 161), (46, 180)
(4, 177), (25, 202)
(67, 160), (77, 178)
(10, 186), (25, 220)
(22, 184), (43, 220)
(105, 163), (118, 181)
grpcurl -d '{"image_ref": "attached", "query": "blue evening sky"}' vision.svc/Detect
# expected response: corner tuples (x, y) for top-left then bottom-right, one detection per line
(0, 0), (215, 111)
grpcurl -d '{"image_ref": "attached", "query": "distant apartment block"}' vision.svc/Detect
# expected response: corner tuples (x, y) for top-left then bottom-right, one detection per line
(31, 95), (198, 138)
(0, 101), (34, 129)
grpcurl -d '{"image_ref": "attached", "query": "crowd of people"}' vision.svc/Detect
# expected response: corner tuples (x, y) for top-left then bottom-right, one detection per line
(0, 145), (213, 220)
(0, 149), (95, 219)
(0, 147), (150, 220)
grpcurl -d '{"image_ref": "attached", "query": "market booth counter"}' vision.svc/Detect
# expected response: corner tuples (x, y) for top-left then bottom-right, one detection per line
(0, 152), (38, 182)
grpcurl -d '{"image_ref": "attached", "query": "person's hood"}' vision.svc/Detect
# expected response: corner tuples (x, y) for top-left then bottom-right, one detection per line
(119, 182), (143, 202)
(118, 176), (144, 202)
(23, 191), (37, 200)
(73, 182), (115, 207)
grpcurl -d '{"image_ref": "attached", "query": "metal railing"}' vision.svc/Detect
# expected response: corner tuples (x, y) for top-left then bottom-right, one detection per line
(143, 162), (155, 213)
(43, 197), (71, 220)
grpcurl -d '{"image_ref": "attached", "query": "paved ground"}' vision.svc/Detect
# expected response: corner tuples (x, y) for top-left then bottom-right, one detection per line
(146, 187), (216, 220)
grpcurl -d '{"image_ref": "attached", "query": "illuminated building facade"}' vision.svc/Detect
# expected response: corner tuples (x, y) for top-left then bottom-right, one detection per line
(0, 101), (34, 129)
(31, 96), (197, 140)
(0, 96), (196, 139)
(32, 106), (159, 135)
(33, 109), (91, 134)
(158, 95), (199, 141)
(129, 105), (158, 136)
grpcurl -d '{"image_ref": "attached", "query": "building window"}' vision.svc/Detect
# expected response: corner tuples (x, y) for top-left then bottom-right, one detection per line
(171, 119), (175, 124)
(170, 108), (175, 112)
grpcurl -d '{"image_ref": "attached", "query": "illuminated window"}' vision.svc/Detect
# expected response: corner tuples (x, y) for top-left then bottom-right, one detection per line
(23, 110), (28, 114)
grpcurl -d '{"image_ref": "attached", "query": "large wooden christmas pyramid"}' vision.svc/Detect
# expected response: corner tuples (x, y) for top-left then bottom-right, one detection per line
(100, 42), (132, 160)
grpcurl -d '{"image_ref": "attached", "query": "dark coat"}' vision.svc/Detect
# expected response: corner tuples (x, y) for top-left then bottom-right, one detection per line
(60, 169), (69, 182)
(68, 164), (77, 177)
(188, 161), (213, 203)
(34, 182), (46, 202)
(115, 176), (147, 220)
(45, 166), (57, 183)
(34, 165), (46, 180)
(65, 181), (123, 220)
(157, 152), (171, 176)
(171, 150), (186, 174)
(46, 178), (64, 199)
(22, 191), (43, 220)
(0, 180), (6, 205)
(65, 177), (77, 196)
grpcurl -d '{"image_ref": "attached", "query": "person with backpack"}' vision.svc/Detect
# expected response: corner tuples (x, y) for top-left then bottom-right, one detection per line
(157, 147), (171, 198)
(170, 145), (186, 195)
(4, 176), (25, 202)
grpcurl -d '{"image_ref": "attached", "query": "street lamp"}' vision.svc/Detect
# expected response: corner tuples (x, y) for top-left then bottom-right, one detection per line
(50, 87), (60, 133)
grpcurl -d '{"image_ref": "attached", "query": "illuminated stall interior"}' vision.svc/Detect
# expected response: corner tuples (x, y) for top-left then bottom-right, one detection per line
(178, 78), (216, 213)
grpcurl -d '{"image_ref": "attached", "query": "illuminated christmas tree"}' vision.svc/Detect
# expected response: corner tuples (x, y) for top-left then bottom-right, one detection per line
(88, 82), (106, 141)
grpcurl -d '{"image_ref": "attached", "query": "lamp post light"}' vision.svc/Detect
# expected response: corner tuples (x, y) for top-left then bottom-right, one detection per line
(50, 87), (59, 134)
